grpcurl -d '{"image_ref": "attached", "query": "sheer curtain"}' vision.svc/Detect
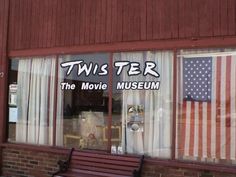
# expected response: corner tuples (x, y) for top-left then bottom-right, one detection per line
(114, 51), (173, 158)
(16, 57), (63, 145)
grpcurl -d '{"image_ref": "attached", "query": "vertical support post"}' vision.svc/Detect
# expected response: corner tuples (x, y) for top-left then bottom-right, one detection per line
(171, 49), (178, 160)
(53, 56), (59, 146)
(0, 0), (10, 175)
(107, 53), (113, 152)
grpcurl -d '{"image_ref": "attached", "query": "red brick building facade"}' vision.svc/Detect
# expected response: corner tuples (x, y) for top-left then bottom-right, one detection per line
(0, 0), (236, 176)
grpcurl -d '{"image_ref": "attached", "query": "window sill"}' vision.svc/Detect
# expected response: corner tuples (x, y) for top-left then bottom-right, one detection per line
(0, 142), (69, 155)
(145, 158), (236, 174)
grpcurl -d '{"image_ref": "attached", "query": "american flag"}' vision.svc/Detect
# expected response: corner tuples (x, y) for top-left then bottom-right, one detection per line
(178, 55), (236, 160)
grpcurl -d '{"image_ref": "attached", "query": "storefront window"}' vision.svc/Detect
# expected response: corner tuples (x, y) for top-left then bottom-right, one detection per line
(176, 49), (236, 165)
(8, 57), (56, 145)
(8, 51), (174, 157)
(112, 51), (174, 158)
(56, 53), (109, 150)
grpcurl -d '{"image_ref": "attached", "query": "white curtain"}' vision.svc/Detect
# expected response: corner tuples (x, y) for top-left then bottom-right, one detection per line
(114, 51), (173, 158)
(16, 57), (63, 145)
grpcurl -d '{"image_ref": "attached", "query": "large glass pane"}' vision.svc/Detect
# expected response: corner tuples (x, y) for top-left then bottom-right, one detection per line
(176, 49), (236, 165)
(56, 53), (109, 150)
(111, 51), (173, 158)
(8, 57), (56, 145)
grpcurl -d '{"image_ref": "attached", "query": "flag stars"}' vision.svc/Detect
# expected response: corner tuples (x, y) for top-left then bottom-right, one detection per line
(183, 57), (212, 101)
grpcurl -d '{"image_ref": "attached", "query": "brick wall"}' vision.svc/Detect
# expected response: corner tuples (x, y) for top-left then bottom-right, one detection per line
(1, 147), (236, 177)
(2, 147), (67, 177)
(142, 164), (236, 177)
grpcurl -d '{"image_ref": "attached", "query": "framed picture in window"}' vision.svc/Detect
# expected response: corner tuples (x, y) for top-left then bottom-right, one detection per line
(103, 126), (121, 141)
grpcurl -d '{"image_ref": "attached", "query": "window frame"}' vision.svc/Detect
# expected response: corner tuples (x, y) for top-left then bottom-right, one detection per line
(2, 38), (236, 174)
(7, 54), (114, 151)
(176, 49), (236, 165)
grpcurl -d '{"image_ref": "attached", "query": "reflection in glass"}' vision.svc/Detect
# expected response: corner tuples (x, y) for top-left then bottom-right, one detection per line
(112, 51), (173, 158)
(57, 53), (109, 150)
